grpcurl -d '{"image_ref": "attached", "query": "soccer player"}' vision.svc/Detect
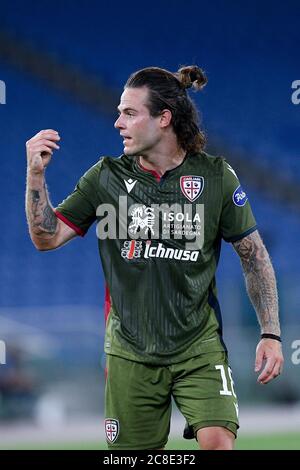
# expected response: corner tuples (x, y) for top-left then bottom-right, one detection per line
(25, 66), (284, 450)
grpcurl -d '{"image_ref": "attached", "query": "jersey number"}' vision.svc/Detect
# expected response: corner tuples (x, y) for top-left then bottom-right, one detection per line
(215, 365), (237, 397)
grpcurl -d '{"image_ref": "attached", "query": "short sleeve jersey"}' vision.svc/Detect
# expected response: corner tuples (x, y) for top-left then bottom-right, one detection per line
(56, 152), (257, 365)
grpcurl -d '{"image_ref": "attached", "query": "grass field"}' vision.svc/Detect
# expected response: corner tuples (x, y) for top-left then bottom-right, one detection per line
(0, 433), (299, 450)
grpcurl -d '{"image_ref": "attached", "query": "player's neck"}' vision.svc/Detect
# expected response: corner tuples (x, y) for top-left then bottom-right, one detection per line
(139, 143), (186, 176)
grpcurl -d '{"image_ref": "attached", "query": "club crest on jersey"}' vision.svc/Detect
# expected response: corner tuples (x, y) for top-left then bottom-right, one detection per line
(105, 418), (119, 443)
(180, 176), (204, 202)
(233, 185), (248, 207)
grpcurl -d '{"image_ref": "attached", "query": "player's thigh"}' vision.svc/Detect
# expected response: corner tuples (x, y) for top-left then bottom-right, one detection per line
(172, 351), (239, 438)
(105, 354), (172, 450)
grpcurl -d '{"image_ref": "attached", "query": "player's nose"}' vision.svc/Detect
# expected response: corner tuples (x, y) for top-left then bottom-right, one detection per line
(114, 115), (124, 129)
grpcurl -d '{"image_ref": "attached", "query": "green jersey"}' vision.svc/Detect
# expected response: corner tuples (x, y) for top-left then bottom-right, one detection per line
(56, 152), (257, 365)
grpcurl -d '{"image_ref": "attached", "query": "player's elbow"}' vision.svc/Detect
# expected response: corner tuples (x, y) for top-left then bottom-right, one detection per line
(31, 235), (59, 252)
(34, 243), (55, 252)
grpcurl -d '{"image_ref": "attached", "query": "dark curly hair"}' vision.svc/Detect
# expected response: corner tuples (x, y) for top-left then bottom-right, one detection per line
(125, 65), (208, 154)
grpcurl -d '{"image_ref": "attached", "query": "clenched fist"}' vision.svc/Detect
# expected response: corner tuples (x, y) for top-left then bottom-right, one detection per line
(26, 129), (60, 174)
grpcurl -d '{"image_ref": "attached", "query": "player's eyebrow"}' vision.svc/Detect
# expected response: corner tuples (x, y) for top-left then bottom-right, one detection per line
(117, 106), (137, 113)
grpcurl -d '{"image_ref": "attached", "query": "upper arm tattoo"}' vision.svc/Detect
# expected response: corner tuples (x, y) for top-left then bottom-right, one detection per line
(232, 230), (280, 336)
(233, 230), (264, 272)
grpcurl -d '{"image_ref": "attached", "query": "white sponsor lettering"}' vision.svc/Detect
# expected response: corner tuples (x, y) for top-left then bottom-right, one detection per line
(162, 212), (201, 223)
(96, 198), (204, 250)
(144, 242), (199, 262)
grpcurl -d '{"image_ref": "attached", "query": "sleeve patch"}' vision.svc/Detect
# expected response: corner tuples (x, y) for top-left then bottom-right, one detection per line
(232, 185), (248, 207)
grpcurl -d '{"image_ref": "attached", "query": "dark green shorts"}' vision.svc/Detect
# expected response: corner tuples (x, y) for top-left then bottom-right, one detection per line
(105, 351), (239, 450)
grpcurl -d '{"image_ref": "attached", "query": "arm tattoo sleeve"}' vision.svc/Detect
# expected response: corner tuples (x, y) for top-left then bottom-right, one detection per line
(232, 230), (280, 336)
(26, 176), (57, 238)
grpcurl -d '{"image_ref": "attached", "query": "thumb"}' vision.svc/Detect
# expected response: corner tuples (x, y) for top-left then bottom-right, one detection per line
(255, 347), (264, 372)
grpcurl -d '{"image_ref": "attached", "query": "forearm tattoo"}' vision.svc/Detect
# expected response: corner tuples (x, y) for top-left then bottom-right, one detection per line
(26, 180), (57, 237)
(233, 231), (280, 336)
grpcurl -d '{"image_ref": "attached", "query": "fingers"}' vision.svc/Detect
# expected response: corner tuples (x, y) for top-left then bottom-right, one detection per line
(257, 357), (284, 384)
(255, 338), (284, 385)
(271, 360), (283, 379)
(36, 131), (60, 141)
(26, 130), (61, 173)
(39, 145), (55, 154)
(32, 139), (60, 151)
(36, 129), (60, 139)
(255, 348), (264, 372)
(26, 130), (61, 146)
(257, 357), (276, 384)
(26, 130), (61, 156)
(35, 135), (60, 144)
(27, 143), (59, 158)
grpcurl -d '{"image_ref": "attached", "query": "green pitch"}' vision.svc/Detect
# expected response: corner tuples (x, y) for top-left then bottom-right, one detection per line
(0, 433), (299, 450)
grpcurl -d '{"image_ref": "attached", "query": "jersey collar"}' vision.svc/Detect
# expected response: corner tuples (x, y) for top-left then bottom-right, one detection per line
(135, 154), (190, 183)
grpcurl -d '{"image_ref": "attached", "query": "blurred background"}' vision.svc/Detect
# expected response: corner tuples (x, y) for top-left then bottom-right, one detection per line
(0, 0), (299, 450)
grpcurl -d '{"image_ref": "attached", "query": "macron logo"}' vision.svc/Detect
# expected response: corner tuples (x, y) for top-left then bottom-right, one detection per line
(124, 178), (137, 194)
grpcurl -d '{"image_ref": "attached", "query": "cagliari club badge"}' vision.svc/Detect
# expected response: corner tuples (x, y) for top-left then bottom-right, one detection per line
(105, 418), (119, 443)
(180, 176), (204, 202)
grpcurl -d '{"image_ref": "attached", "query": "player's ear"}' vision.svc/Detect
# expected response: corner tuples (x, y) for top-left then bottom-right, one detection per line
(159, 109), (172, 128)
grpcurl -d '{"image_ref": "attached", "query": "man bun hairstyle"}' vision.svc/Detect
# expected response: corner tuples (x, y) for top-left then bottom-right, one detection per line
(176, 65), (208, 91)
(125, 65), (208, 153)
